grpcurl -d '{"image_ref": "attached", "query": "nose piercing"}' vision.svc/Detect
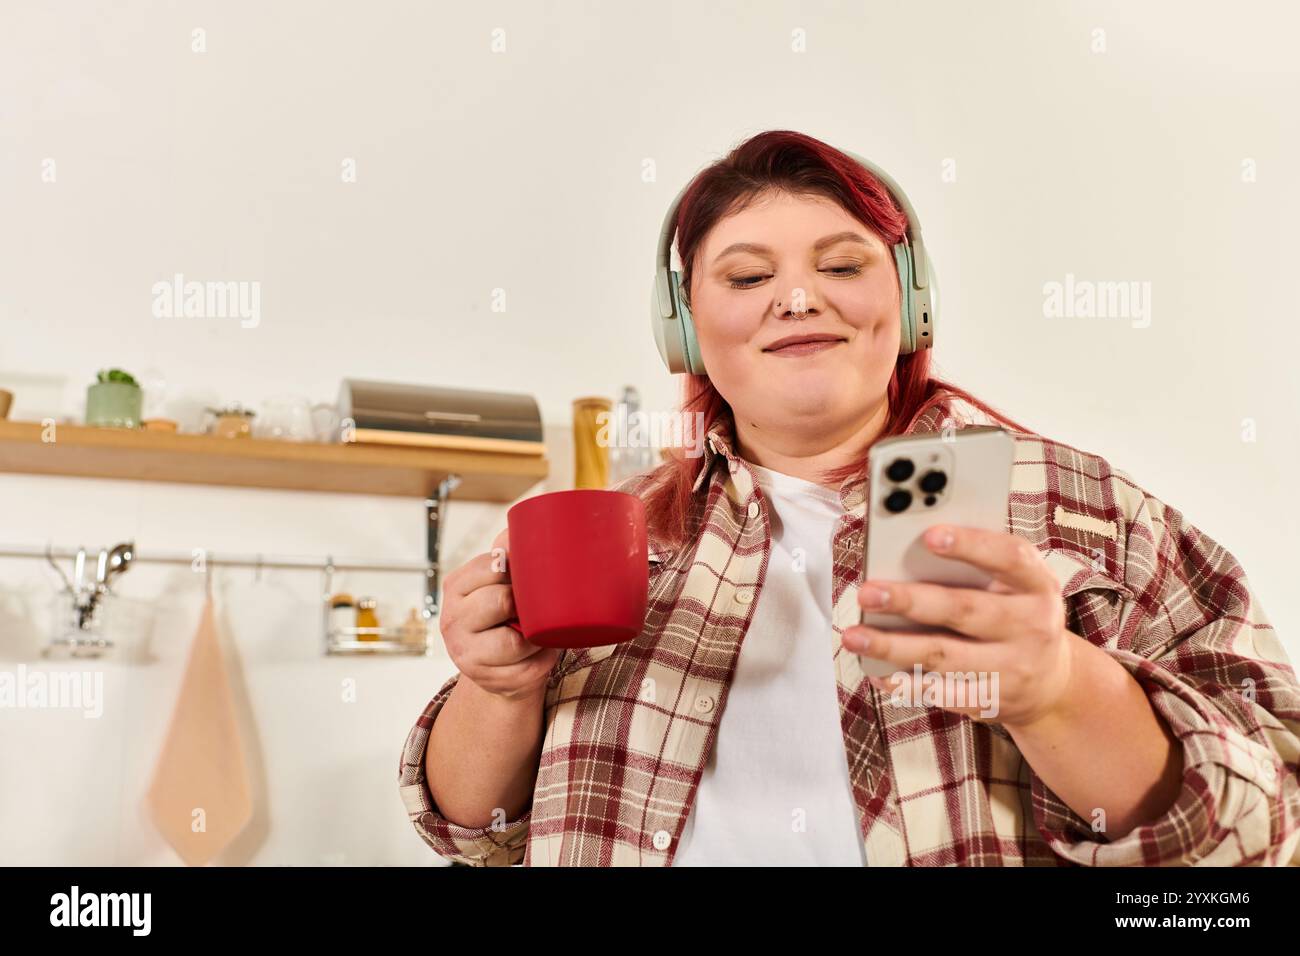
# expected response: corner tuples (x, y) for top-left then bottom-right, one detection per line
(777, 299), (808, 320)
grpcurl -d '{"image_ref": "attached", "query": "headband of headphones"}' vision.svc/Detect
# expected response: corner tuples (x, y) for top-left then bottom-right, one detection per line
(651, 147), (936, 374)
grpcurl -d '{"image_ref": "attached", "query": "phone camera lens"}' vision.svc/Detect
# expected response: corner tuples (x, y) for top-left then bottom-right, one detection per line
(885, 458), (914, 482)
(924, 495), (937, 506)
(919, 470), (947, 493)
(884, 489), (912, 513)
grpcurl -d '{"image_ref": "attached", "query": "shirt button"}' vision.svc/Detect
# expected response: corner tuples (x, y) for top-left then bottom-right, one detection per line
(652, 829), (672, 850)
(694, 695), (714, 714)
(735, 588), (754, 605)
(747, 500), (760, 519)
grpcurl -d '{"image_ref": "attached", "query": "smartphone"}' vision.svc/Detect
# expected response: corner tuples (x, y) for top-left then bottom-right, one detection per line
(856, 425), (1015, 678)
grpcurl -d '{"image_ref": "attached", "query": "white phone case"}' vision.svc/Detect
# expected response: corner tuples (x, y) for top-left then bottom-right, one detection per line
(856, 425), (1015, 678)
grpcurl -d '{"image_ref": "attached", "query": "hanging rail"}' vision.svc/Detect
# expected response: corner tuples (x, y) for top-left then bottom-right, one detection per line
(0, 544), (430, 574)
(0, 473), (463, 657)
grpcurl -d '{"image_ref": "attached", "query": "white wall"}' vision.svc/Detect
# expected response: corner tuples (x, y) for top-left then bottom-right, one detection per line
(1, 0), (1295, 864)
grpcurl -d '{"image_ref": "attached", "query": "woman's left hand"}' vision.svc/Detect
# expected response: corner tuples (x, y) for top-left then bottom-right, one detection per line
(842, 523), (1080, 730)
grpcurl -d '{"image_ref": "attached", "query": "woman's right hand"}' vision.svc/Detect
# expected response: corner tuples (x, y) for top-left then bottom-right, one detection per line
(438, 526), (562, 702)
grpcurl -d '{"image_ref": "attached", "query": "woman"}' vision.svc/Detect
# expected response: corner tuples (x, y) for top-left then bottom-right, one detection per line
(399, 130), (1300, 866)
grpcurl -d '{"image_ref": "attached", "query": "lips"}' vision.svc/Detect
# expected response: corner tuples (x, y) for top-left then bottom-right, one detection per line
(762, 334), (846, 353)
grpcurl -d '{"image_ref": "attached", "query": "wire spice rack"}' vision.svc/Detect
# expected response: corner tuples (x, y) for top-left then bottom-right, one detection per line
(0, 476), (462, 658)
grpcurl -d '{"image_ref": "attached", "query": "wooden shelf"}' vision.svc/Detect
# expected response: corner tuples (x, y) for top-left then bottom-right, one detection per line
(0, 420), (548, 502)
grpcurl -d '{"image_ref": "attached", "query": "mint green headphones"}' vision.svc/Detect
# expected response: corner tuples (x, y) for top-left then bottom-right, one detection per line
(650, 150), (936, 376)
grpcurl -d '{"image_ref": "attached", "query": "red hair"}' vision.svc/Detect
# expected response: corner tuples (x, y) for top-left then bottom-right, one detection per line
(641, 130), (1036, 554)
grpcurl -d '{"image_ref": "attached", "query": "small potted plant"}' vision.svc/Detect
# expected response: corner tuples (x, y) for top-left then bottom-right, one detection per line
(86, 368), (143, 428)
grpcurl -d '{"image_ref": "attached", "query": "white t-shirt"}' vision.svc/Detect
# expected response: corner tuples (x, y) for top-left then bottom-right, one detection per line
(672, 461), (867, 866)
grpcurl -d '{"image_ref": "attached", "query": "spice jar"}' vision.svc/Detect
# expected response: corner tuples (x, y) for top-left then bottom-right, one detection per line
(329, 593), (355, 638)
(206, 404), (256, 439)
(400, 607), (428, 645)
(355, 597), (380, 641)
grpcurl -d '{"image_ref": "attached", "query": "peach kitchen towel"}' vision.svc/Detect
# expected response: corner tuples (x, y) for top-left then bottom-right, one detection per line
(144, 594), (253, 865)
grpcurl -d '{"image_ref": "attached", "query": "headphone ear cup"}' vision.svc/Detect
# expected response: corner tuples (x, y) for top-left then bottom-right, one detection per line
(919, 255), (936, 349)
(651, 271), (676, 372)
(893, 243), (916, 354)
(669, 270), (708, 376)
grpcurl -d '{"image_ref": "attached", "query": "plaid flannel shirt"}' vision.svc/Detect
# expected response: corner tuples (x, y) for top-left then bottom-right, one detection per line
(399, 396), (1300, 866)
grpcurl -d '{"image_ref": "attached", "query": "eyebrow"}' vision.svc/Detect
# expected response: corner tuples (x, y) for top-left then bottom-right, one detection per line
(712, 231), (873, 264)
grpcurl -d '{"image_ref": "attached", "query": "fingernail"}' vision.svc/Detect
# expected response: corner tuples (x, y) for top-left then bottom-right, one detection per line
(930, 527), (954, 550)
(846, 628), (874, 652)
(861, 585), (889, 609)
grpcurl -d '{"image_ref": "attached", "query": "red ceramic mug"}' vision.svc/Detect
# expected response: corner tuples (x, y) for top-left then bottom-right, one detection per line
(503, 489), (649, 648)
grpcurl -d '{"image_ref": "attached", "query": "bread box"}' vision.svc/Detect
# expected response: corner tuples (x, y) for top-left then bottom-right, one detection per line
(336, 378), (545, 456)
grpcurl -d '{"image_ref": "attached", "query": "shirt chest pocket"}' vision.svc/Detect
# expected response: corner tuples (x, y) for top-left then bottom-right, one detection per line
(1041, 547), (1133, 640)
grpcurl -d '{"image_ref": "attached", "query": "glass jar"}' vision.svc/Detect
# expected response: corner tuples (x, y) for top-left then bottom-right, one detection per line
(328, 592), (355, 639)
(205, 404), (256, 439)
(355, 597), (380, 641)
